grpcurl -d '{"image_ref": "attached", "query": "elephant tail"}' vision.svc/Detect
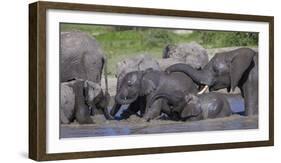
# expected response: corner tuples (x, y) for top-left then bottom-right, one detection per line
(102, 56), (108, 95)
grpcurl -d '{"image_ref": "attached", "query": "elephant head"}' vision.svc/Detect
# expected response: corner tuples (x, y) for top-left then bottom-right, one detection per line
(115, 71), (142, 105)
(115, 70), (157, 105)
(83, 80), (102, 107)
(181, 94), (202, 119)
(83, 80), (113, 119)
(166, 48), (256, 92)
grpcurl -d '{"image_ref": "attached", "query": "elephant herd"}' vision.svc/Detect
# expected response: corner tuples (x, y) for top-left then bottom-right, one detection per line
(60, 31), (258, 124)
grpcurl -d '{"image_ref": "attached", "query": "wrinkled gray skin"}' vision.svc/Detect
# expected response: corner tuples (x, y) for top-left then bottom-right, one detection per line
(115, 54), (160, 89)
(60, 83), (75, 124)
(60, 79), (111, 124)
(84, 81), (112, 119)
(166, 48), (258, 115)
(61, 31), (112, 119)
(60, 79), (93, 124)
(60, 31), (107, 84)
(162, 42), (209, 69)
(148, 92), (232, 121)
(110, 55), (161, 119)
(112, 70), (198, 121)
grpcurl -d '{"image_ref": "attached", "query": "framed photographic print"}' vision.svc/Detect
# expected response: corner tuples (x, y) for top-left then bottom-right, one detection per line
(29, 1), (274, 161)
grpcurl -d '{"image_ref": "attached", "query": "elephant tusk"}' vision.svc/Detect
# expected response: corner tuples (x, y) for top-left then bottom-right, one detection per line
(197, 85), (208, 95)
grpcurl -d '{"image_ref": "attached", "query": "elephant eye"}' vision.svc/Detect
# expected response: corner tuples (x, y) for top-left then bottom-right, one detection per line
(128, 80), (133, 86)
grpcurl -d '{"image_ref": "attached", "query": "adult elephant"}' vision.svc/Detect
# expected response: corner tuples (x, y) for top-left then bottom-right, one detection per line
(112, 69), (198, 121)
(61, 31), (112, 119)
(166, 48), (258, 115)
(60, 31), (108, 85)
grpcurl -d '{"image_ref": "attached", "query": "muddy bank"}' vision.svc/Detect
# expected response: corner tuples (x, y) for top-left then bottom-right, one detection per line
(60, 114), (258, 138)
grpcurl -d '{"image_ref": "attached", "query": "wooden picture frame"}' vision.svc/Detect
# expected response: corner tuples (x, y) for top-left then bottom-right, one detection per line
(29, 1), (274, 161)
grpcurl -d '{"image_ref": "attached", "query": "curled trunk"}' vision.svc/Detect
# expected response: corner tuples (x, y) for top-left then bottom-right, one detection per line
(165, 63), (214, 86)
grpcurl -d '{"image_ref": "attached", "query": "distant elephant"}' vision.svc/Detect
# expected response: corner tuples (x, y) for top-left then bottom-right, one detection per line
(112, 69), (198, 121)
(60, 79), (111, 124)
(163, 42), (209, 69)
(115, 54), (160, 89)
(60, 31), (108, 90)
(166, 48), (258, 115)
(148, 91), (232, 121)
(110, 55), (161, 118)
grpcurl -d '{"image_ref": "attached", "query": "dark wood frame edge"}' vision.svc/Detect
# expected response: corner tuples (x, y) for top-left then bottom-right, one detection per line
(28, 1), (274, 161)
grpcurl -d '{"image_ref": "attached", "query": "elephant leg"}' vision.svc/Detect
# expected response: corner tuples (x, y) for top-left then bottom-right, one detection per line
(241, 73), (258, 116)
(60, 109), (70, 124)
(75, 105), (93, 124)
(243, 86), (258, 116)
(160, 99), (172, 117)
(143, 99), (162, 121)
(240, 56), (258, 116)
(102, 106), (114, 120)
(90, 105), (97, 116)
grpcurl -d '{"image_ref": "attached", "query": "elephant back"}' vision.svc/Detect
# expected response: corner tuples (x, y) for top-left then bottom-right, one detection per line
(60, 31), (106, 83)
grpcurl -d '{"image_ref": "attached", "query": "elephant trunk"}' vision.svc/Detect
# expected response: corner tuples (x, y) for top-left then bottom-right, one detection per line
(110, 103), (121, 116)
(165, 63), (214, 86)
(115, 93), (138, 105)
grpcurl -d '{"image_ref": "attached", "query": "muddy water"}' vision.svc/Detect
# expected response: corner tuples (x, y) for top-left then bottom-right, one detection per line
(60, 95), (257, 138)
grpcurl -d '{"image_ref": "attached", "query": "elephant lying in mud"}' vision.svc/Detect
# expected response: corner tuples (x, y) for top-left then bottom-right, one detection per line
(60, 79), (111, 124)
(148, 92), (232, 121)
(111, 69), (198, 120)
(110, 55), (161, 119)
(166, 48), (258, 116)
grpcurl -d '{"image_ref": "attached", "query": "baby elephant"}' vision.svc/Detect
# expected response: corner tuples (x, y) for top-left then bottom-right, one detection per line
(60, 79), (111, 124)
(148, 92), (232, 121)
(60, 79), (93, 124)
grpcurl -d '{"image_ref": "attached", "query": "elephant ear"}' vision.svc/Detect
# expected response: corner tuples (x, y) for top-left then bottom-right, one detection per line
(181, 103), (201, 118)
(181, 94), (201, 118)
(141, 78), (157, 95)
(229, 50), (255, 91)
(84, 80), (102, 101)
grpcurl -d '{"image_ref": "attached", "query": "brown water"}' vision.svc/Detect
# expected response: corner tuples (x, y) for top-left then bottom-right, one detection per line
(60, 115), (258, 138)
